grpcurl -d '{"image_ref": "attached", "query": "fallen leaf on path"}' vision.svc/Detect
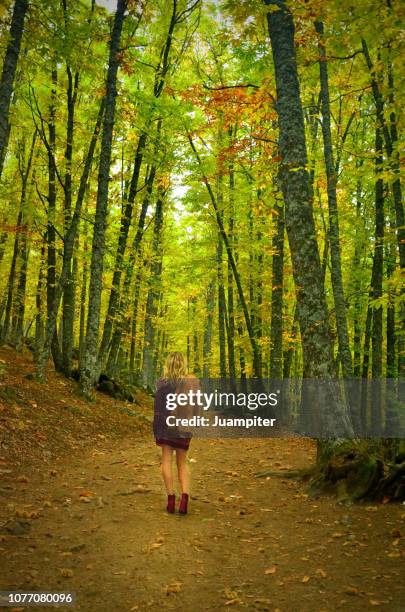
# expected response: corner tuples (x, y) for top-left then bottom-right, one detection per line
(225, 599), (243, 606)
(301, 575), (310, 583)
(315, 568), (327, 578)
(265, 566), (277, 575)
(166, 581), (182, 595)
(344, 586), (359, 596)
(79, 490), (94, 497)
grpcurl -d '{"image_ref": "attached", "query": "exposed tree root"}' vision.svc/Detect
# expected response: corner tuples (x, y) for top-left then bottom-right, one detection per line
(308, 449), (405, 502)
(256, 450), (405, 503)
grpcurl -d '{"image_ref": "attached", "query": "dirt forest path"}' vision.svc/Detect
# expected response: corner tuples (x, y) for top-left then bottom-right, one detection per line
(1, 435), (405, 612)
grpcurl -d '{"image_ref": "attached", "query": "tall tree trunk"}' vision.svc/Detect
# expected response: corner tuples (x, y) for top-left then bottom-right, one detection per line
(99, 131), (147, 363)
(80, 0), (127, 396)
(61, 65), (79, 376)
(12, 223), (29, 348)
(142, 190), (165, 389)
(265, 0), (353, 442)
(36, 99), (104, 380)
(362, 38), (405, 379)
(227, 166), (236, 379)
(46, 67), (63, 371)
(352, 177), (364, 378)
(217, 235), (227, 378)
(0, 0), (29, 180)
(203, 278), (215, 377)
(34, 241), (46, 361)
(362, 39), (404, 272)
(315, 21), (352, 378)
(1, 208), (22, 343)
(371, 127), (384, 435)
(129, 259), (144, 379)
(1, 130), (36, 343)
(386, 217), (396, 379)
(188, 134), (262, 377)
(106, 143), (161, 369)
(269, 199), (284, 380)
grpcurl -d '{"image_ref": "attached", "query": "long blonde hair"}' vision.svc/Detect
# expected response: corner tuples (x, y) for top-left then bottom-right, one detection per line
(164, 352), (187, 382)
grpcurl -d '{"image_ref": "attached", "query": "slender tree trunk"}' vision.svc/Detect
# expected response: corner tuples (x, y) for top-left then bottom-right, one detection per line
(1, 130), (36, 343)
(265, 0), (353, 442)
(227, 170), (236, 379)
(61, 67), (79, 376)
(203, 278), (215, 377)
(34, 242), (46, 361)
(315, 21), (352, 378)
(0, 0), (29, 180)
(217, 235), (227, 378)
(106, 147), (161, 368)
(189, 134), (262, 377)
(352, 178), (364, 378)
(142, 190), (165, 389)
(79, 214), (89, 370)
(12, 225), (29, 348)
(371, 127), (384, 435)
(79, 0), (127, 395)
(36, 98), (105, 380)
(269, 199), (284, 380)
(386, 217), (396, 379)
(362, 39), (405, 379)
(283, 305), (298, 379)
(99, 131), (147, 363)
(129, 259), (144, 379)
(1, 208), (22, 343)
(46, 67), (63, 371)
(362, 39), (404, 272)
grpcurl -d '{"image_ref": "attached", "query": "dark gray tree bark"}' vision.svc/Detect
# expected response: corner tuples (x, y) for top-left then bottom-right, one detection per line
(269, 199), (284, 380)
(315, 21), (352, 379)
(265, 0), (353, 442)
(36, 99), (105, 380)
(80, 0), (127, 395)
(0, 0), (29, 180)
(142, 189), (165, 389)
(61, 64), (79, 376)
(217, 235), (227, 378)
(46, 68), (63, 372)
(371, 127), (384, 436)
(203, 278), (215, 377)
(99, 131), (147, 364)
(227, 140), (236, 379)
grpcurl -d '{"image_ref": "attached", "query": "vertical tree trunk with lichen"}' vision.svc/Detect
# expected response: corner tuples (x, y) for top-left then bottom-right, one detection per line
(0, 0), (29, 180)
(265, 0), (353, 446)
(80, 0), (127, 396)
(315, 21), (352, 379)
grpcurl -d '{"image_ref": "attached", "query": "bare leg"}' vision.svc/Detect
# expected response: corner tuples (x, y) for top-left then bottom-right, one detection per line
(176, 449), (190, 495)
(160, 445), (174, 494)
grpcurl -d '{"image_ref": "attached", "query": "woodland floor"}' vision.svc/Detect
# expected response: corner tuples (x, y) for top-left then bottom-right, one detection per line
(0, 348), (404, 612)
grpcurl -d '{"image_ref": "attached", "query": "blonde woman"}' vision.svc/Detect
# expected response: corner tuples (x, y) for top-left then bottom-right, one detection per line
(153, 352), (199, 515)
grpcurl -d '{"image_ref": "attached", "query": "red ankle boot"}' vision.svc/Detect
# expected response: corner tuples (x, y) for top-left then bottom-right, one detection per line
(179, 493), (189, 515)
(167, 494), (175, 514)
